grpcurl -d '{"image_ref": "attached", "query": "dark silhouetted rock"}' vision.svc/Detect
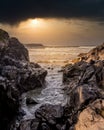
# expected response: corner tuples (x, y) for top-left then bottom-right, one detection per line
(0, 37), (29, 61)
(26, 97), (38, 105)
(17, 104), (66, 130)
(0, 29), (104, 130)
(16, 119), (40, 130)
(0, 29), (47, 129)
(0, 29), (9, 44)
(62, 44), (104, 130)
(12, 43), (104, 130)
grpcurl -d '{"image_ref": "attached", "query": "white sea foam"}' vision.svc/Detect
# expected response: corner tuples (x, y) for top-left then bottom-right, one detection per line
(21, 46), (94, 120)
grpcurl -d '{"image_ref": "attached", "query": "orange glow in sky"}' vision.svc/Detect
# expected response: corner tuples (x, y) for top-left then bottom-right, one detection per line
(0, 18), (104, 46)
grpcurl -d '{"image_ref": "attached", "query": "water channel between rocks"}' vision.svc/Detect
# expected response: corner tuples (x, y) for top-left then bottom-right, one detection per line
(21, 65), (67, 120)
(20, 47), (93, 120)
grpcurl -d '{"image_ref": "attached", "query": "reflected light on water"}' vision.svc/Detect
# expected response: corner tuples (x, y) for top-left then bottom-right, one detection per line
(28, 46), (94, 66)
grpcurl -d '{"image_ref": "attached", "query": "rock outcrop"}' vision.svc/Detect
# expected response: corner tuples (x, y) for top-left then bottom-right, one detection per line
(62, 44), (104, 130)
(0, 29), (47, 129)
(14, 44), (104, 130)
(18, 104), (65, 130)
(78, 43), (104, 62)
(11, 43), (104, 130)
(0, 29), (104, 130)
(75, 99), (104, 130)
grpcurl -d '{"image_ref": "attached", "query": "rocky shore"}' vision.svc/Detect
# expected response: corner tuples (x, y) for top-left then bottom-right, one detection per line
(16, 44), (104, 130)
(0, 29), (103, 130)
(0, 29), (47, 129)
(63, 43), (104, 130)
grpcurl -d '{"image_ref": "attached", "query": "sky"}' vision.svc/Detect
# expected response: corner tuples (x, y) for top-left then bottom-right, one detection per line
(0, 0), (104, 46)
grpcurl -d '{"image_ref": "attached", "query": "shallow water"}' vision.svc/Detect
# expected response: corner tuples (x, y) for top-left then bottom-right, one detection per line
(21, 66), (67, 120)
(21, 46), (95, 120)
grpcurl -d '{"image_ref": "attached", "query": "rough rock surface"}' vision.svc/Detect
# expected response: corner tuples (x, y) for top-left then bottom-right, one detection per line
(17, 103), (77, 130)
(78, 43), (104, 62)
(0, 29), (104, 130)
(18, 104), (65, 130)
(62, 44), (104, 130)
(26, 97), (38, 105)
(0, 29), (47, 129)
(75, 99), (104, 130)
(12, 43), (104, 130)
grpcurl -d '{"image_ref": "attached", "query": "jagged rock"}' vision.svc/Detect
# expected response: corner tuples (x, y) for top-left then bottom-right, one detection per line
(63, 44), (104, 130)
(17, 104), (65, 130)
(0, 29), (47, 129)
(75, 99), (104, 130)
(63, 60), (104, 109)
(35, 104), (63, 123)
(14, 43), (104, 130)
(0, 28), (104, 130)
(0, 30), (29, 61)
(16, 119), (40, 130)
(0, 29), (9, 44)
(0, 37), (29, 61)
(26, 97), (38, 105)
(0, 76), (19, 129)
(78, 43), (104, 62)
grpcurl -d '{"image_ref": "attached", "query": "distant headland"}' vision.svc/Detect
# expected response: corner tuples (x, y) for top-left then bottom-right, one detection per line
(24, 43), (45, 48)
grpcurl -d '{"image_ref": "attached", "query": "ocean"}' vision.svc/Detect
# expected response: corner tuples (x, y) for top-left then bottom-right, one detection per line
(28, 46), (95, 67)
(21, 46), (95, 120)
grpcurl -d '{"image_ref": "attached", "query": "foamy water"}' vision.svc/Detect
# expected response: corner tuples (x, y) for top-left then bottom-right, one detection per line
(21, 46), (95, 120)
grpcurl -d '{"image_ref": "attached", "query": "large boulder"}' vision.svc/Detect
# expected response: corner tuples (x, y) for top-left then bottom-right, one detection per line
(78, 43), (104, 62)
(6, 37), (29, 61)
(0, 29), (29, 61)
(62, 44), (104, 130)
(0, 29), (47, 129)
(16, 104), (67, 130)
(75, 99), (104, 130)
(0, 29), (9, 44)
(12, 43), (104, 130)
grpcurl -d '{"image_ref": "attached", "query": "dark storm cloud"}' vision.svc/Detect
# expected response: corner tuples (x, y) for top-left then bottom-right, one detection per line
(0, 0), (104, 24)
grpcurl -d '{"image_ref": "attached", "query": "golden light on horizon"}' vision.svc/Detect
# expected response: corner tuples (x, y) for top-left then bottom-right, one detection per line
(18, 18), (46, 29)
(31, 19), (39, 25)
(29, 19), (43, 27)
(1, 18), (104, 46)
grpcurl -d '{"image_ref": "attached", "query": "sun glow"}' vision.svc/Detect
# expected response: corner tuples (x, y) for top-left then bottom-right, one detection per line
(30, 19), (39, 26)
(19, 18), (46, 29)
(28, 19), (43, 28)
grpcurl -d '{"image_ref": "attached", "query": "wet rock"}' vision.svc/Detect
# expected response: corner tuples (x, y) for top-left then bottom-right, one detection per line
(0, 35), (29, 62)
(26, 97), (38, 105)
(75, 99), (104, 130)
(63, 60), (104, 89)
(47, 67), (54, 70)
(63, 44), (104, 130)
(16, 102), (72, 130)
(18, 43), (104, 130)
(63, 60), (104, 108)
(7, 37), (29, 61)
(58, 69), (63, 73)
(0, 76), (19, 129)
(47, 67), (51, 69)
(0, 29), (47, 129)
(17, 119), (41, 130)
(14, 106), (65, 130)
(0, 29), (9, 44)
(35, 104), (63, 122)
(78, 43), (104, 62)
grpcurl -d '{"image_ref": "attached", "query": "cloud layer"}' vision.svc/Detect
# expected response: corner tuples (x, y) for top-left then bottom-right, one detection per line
(0, 0), (104, 24)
